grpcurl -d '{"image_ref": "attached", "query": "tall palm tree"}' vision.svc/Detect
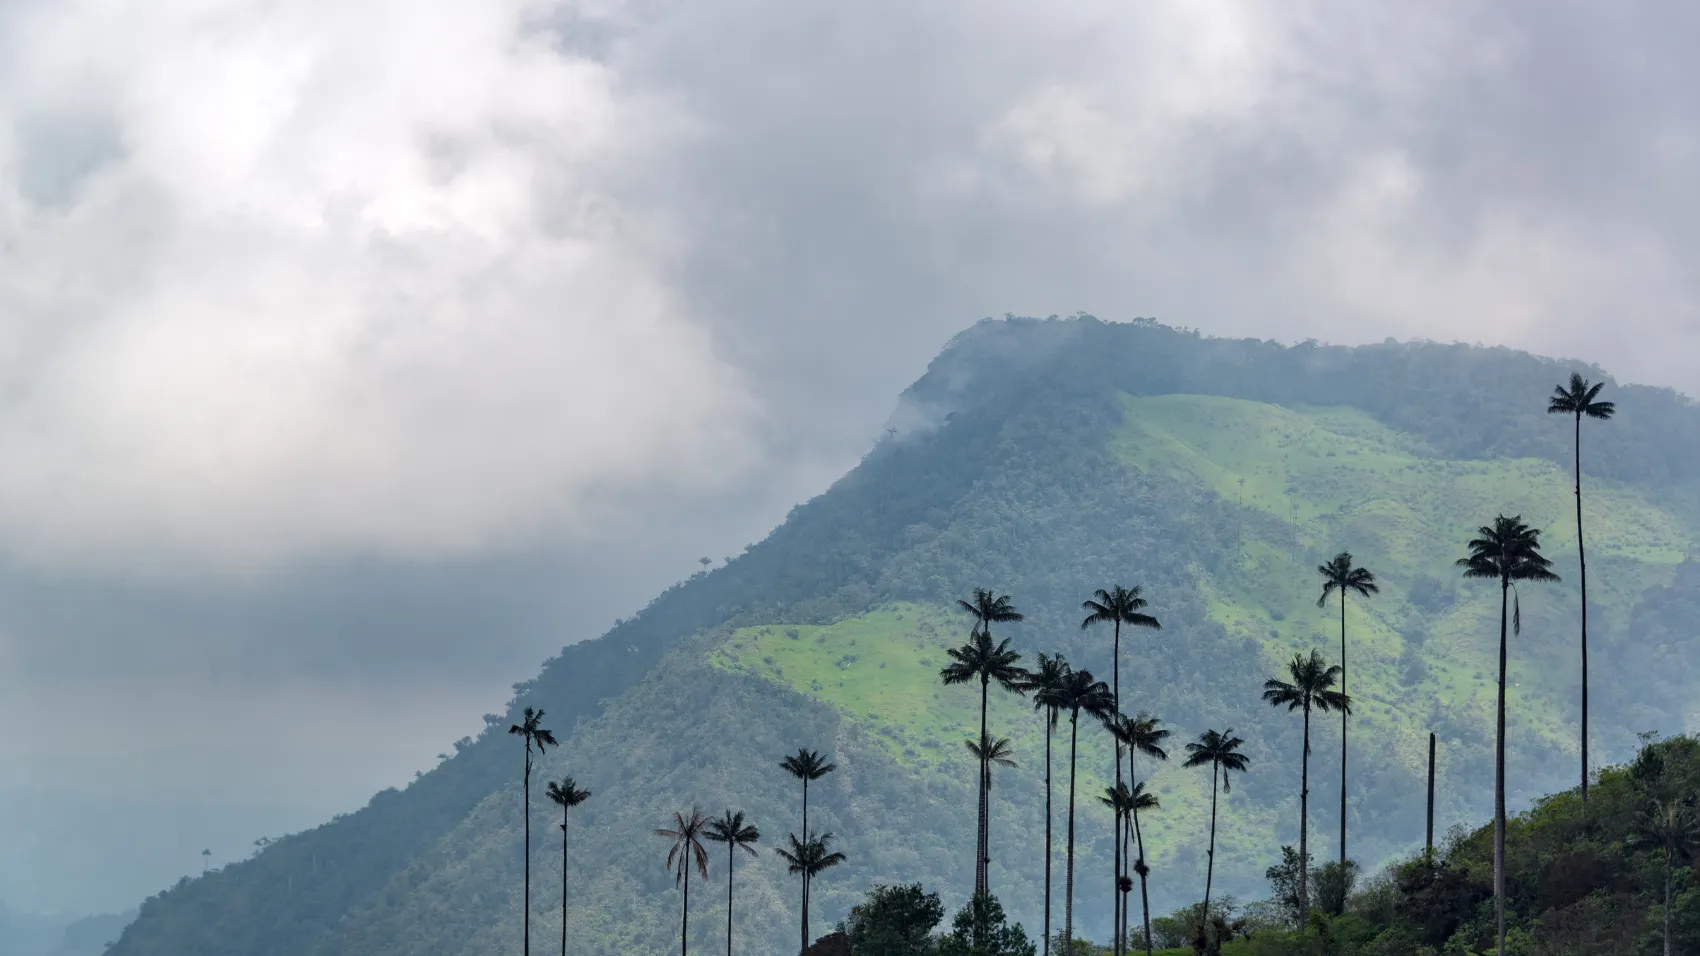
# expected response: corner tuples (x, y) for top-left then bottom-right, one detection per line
(545, 777), (591, 956)
(1082, 585), (1161, 956)
(1182, 728), (1249, 940)
(1105, 713), (1169, 956)
(656, 809), (711, 956)
(775, 831), (846, 950)
(704, 810), (760, 956)
(942, 590), (1026, 897)
(1098, 781), (1159, 956)
(1046, 667), (1113, 956)
(509, 707), (558, 956)
(1021, 652), (1070, 956)
(1263, 650), (1351, 921)
(779, 749), (836, 955)
(1548, 372), (1615, 807)
(965, 736), (1018, 885)
(1633, 796), (1699, 956)
(1316, 552), (1377, 866)
(1458, 514), (1559, 956)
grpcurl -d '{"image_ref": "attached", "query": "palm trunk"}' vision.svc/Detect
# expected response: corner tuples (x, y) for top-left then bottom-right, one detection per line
(681, 861), (691, 956)
(1112, 620), (1124, 956)
(802, 872), (811, 953)
(978, 673), (990, 898)
(560, 809), (569, 956)
(1339, 591), (1349, 867)
(800, 781), (809, 955)
(1065, 711), (1079, 956)
(523, 747), (532, 956)
(1575, 414), (1591, 809)
(1044, 711), (1053, 956)
(1495, 580), (1509, 956)
(1203, 761), (1219, 927)
(725, 842), (735, 956)
(1132, 784), (1152, 956)
(1299, 702), (1311, 920)
(1664, 845), (1673, 956)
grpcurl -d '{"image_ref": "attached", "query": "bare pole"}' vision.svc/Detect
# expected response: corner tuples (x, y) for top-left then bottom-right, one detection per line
(1425, 733), (1436, 854)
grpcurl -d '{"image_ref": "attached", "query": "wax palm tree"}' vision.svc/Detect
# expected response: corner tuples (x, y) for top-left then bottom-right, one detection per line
(1458, 514), (1559, 956)
(775, 831), (846, 951)
(704, 810), (760, 956)
(508, 707), (558, 956)
(1548, 372), (1615, 806)
(545, 777), (591, 956)
(1021, 652), (1070, 956)
(656, 809), (711, 956)
(1047, 667), (1113, 955)
(1263, 650), (1351, 921)
(779, 749), (836, 954)
(964, 736), (1018, 887)
(1099, 781), (1159, 955)
(1105, 713), (1170, 956)
(1082, 585), (1161, 956)
(1632, 796), (1699, 956)
(942, 590), (1026, 897)
(1183, 728), (1249, 939)
(1316, 551), (1377, 866)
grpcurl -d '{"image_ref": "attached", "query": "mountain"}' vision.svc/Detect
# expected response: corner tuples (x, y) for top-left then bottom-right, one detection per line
(108, 317), (1700, 955)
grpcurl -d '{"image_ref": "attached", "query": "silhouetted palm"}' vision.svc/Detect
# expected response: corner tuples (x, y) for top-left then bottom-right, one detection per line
(775, 831), (846, 950)
(942, 590), (1026, 897)
(1105, 712), (1169, 956)
(1045, 667), (1112, 956)
(1632, 796), (1699, 956)
(1183, 727), (1249, 942)
(1316, 551), (1377, 866)
(508, 707), (558, 956)
(545, 777), (591, 956)
(656, 808), (711, 956)
(965, 736), (1018, 882)
(779, 749), (836, 954)
(1082, 585), (1160, 956)
(1548, 372), (1615, 807)
(1458, 514), (1559, 956)
(1021, 652), (1070, 956)
(1263, 650), (1351, 921)
(704, 810), (760, 956)
(1099, 781), (1158, 956)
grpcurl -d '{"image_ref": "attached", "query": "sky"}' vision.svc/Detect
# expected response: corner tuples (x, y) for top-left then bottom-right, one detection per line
(0, 0), (1698, 915)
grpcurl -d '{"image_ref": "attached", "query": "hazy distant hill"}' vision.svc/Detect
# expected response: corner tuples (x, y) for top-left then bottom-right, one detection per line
(110, 317), (1700, 955)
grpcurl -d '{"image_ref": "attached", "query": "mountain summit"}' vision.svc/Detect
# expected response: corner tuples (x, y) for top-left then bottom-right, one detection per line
(111, 317), (1700, 954)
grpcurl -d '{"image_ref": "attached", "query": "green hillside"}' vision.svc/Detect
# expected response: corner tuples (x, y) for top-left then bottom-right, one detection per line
(108, 317), (1700, 955)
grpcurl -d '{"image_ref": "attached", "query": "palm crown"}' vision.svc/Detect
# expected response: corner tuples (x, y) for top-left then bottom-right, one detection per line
(965, 736), (1017, 770)
(775, 830), (846, 878)
(509, 707), (559, 762)
(654, 809), (711, 886)
(704, 810), (760, 856)
(1099, 780), (1160, 817)
(1048, 667), (1113, 720)
(958, 587), (1025, 636)
(1548, 372), (1617, 421)
(1457, 515), (1561, 632)
(1022, 652), (1071, 728)
(1183, 729), (1251, 792)
(939, 629), (1027, 693)
(1263, 650), (1352, 716)
(780, 749), (837, 783)
(1104, 712), (1171, 761)
(1081, 585), (1162, 632)
(1317, 553), (1379, 607)
(546, 777), (591, 812)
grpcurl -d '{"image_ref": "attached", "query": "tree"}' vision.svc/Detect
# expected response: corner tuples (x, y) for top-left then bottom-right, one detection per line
(840, 882), (943, 956)
(545, 777), (592, 956)
(1020, 652), (1070, 956)
(656, 808), (711, 956)
(1457, 514), (1559, 956)
(937, 894), (1037, 956)
(1082, 585), (1161, 956)
(508, 707), (558, 956)
(1104, 713), (1170, 956)
(1043, 667), (1112, 955)
(776, 831), (847, 950)
(704, 810), (759, 956)
(1548, 372), (1615, 807)
(942, 589), (1026, 898)
(1316, 551), (1377, 866)
(781, 749), (838, 954)
(1098, 781), (1158, 956)
(964, 736), (1018, 888)
(1182, 727), (1250, 948)
(1633, 796), (1700, 956)
(1262, 650), (1350, 921)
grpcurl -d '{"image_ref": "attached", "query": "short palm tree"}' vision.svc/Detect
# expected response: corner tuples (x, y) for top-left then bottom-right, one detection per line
(964, 736), (1018, 888)
(1548, 372), (1615, 806)
(1183, 728), (1249, 938)
(1021, 652), (1071, 956)
(1316, 551), (1377, 866)
(545, 777), (591, 956)
(1082, 585), (1161, 956)
(656, 808), (711, 956)
(1263, 650), (1351, 921)
(1045, 667), (1113, 956)
(779, 749), (836, 954)
(508, 707), (558, 956)
(1633, 796), (1700, 956)
(1458, 514), (1559, 956)
(1098, 781), (1159, 956)
(704, 810), (760, 956)
(942, 590), (1026, 897)
(1105, 712), (1169, 956)
(775, 830), (846, 950)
